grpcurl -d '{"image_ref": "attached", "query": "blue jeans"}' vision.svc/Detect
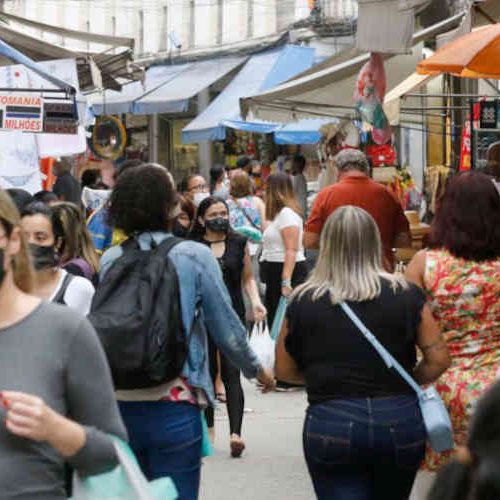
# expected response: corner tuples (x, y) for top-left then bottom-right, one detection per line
(303, 395), (426, 500)
(119, 401), (202, 500)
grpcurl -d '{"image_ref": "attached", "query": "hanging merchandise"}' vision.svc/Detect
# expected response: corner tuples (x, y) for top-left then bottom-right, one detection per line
(365, 143), (397, 167)
(388, 167), (423, 211)
(90, 116), (127, 161)
(354, 53), (392, 145)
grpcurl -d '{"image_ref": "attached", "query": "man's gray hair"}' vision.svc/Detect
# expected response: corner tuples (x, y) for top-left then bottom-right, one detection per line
(335, 149), (370, 174)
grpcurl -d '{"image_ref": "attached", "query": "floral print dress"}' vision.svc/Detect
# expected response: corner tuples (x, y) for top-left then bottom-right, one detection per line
(423, 249), (500, 470)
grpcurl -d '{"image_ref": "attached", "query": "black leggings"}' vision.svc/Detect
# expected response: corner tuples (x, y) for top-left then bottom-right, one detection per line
(261, 260), (309, 327)
(205, 336), (245, 436)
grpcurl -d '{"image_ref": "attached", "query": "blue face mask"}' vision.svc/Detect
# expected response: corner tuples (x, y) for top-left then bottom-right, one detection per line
(205, 217), (229, 234)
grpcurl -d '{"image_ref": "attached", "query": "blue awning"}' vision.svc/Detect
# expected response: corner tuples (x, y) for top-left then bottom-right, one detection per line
(133, 57), (244, 114)
(91, 65), (191, 115)
(273, 118), (334, 145)
(91, 57), (244, 116)
(182, 45), (315, 143)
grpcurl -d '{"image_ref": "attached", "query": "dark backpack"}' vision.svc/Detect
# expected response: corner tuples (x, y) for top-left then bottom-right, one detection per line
(88, 236), (186, 390)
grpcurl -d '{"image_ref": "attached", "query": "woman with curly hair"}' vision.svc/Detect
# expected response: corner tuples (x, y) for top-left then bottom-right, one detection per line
(100, 164), (274, 500)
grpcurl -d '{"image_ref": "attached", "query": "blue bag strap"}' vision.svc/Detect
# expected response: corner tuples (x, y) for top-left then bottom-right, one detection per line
(339, 302), (423, 396)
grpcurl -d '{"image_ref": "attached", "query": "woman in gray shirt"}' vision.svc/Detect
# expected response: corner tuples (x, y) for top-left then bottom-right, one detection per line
(0, 188), (126, 499)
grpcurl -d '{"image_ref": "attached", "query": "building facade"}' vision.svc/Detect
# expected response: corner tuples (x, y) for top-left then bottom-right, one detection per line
(1, 0), (358, 57)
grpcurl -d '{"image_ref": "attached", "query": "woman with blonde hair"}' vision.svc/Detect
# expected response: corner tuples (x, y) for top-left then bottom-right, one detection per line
(260, 172), (307, 327)
(0, 189), (126, 499)
(51, 202), (99, 283)
(276, 206), (450, 500)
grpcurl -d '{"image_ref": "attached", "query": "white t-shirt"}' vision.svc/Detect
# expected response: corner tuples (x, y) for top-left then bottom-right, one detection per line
(49, 269), (95, 316)
(261, 207), (305, 263)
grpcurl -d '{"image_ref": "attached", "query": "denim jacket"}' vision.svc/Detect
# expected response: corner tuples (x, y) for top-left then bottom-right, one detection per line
(100, 231), (262, 404)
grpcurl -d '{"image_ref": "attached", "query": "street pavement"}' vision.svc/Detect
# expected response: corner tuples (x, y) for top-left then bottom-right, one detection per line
(200, 379), (314, 500)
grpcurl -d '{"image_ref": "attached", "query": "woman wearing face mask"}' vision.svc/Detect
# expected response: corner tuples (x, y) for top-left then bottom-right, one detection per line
(172, 195), (195, 239)
(190, 196), (267, 457)
(184, 174), (210, 207)
(0, 189), (127, 500)
(20, 202), (95, 315)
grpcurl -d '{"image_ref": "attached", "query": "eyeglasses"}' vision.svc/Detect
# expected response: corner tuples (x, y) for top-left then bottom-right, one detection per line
(250, 172), (262, 178)
(189, 184), (208, 193)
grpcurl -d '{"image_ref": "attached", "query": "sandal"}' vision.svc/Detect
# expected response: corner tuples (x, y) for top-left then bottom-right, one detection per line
(230, 435), (245, 458)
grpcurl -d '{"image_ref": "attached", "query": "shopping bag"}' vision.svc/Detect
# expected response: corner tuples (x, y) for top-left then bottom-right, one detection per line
(270, 297), (288, 341)
(248, 322), (275, 372)
(71, 437), (178, 500)
(200, 411), (214, 458)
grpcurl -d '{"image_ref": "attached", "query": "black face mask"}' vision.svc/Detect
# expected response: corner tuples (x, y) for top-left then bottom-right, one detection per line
(0, 248), (6, 287)
(29, 244), (59, 270)
(172, 220), (189, 238)
(205, 217), (229, 234)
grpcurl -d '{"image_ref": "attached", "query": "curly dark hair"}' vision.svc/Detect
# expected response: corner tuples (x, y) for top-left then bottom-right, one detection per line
(108, 164), (175, 235)
(430, 171), (500, 262)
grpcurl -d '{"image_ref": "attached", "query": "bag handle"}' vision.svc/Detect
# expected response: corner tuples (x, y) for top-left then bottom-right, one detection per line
(339, 302), (423, 396)
(232, 197), (261, 231)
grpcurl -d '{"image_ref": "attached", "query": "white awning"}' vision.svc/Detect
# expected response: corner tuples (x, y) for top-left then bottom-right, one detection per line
(384, 72), (436, 125)
(240, 13), (464, 124)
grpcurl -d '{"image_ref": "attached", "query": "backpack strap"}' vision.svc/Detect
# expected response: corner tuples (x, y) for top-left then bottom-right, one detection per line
(232, 197), (261, 231)
(52, 273), (75, 305)
(154, 235), (183, 256)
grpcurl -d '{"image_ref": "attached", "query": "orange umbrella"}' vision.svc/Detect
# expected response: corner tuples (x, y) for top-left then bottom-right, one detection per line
(417, 24), (500, 79)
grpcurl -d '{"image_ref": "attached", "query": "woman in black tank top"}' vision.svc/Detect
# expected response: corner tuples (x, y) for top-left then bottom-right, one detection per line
(190, 196), (266, 458)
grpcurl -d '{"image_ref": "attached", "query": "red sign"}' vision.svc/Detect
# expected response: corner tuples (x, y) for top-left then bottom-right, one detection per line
(459, 103), (481, 172)
(459, 116), (471, 171)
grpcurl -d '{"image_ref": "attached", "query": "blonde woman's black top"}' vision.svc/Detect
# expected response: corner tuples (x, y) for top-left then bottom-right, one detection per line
(285, 279), (426, 403)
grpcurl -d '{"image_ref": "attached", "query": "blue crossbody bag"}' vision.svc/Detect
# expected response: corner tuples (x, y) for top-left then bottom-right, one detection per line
(340, 302), (454, 453)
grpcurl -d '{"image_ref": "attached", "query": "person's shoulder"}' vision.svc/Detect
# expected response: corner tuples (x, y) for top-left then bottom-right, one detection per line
(170, 239), (214, 260)
(101, 244), (124, 268)
(280, 206), (301, 219)
(34, 301), (87, 335)
(380, 276), (426, 303)
(228, 231), (247, 246)
(67, 274), (95, 294)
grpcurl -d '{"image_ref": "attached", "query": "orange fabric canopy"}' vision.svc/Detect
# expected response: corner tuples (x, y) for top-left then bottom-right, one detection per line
(417, 24), (500, 79)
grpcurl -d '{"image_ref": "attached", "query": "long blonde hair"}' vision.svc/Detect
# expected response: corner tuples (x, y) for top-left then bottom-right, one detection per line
(294, 205), (406, 303)
(265, 172), (302, 220)
(0, 189), (34, 292)
(51, 202), (100, 273)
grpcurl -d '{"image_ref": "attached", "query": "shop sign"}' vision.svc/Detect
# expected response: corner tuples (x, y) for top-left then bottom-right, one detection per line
(0, 94), (43, 132)
(479, 100), (497, 129)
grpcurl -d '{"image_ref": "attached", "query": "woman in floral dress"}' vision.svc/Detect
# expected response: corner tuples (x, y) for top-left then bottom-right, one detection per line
(406, 172), (500, 471)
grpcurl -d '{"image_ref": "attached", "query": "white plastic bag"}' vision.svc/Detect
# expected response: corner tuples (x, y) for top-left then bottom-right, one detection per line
(248, 321), (275, 373)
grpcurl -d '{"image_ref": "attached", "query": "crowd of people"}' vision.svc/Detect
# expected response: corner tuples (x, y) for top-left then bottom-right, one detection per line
(0, 149), (498, 500)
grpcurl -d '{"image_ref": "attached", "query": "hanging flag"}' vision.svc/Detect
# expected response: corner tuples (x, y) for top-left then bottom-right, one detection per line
(459, 115), (471, 172)
(459, 103), (481, 172)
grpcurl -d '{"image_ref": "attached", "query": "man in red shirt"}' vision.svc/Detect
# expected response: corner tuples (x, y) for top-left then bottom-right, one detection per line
(304, 149), (411, 270)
